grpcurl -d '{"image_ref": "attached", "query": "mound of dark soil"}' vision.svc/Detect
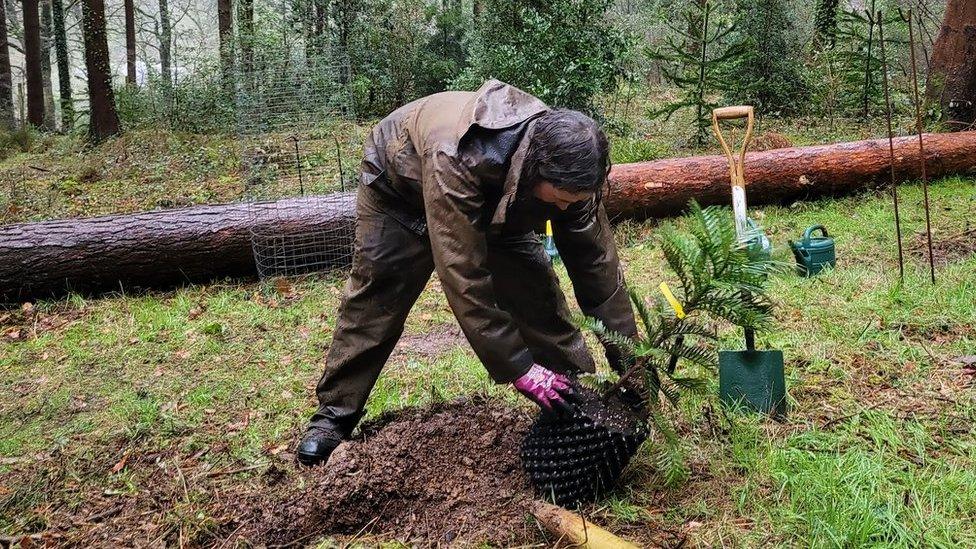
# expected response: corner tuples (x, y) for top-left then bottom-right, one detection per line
(255, 398), (539, 546)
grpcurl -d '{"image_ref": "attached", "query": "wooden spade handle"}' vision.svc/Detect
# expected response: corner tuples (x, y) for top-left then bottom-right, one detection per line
(711, 105), (756, 186)
(712, 105), (754, 120)
(529, 500), (640, 548)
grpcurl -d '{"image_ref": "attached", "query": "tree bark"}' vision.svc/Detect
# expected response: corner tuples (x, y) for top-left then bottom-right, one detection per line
(312, 0), (326, 56)
(22, 0), (45, 128)
(0, 0), (14, 130)
(40, 0), (56, 129)
(124, 0), (136, 85)
(0, 194), (357, 302)
(2, 132), (976, 302)
(51, 0), (71, 129)
(217, 0), (233, 92)
(81, 0), (120, 143)
(926, 0), (976, 130)
(159, 0), (172, 88)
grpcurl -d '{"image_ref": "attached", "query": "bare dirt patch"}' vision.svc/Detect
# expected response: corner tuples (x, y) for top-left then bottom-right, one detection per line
(910, 228), (976, 266)
(391, 323), (467, 361)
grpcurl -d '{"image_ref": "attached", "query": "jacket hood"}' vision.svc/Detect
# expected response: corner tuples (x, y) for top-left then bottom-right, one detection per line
(452, 79), (548, 154)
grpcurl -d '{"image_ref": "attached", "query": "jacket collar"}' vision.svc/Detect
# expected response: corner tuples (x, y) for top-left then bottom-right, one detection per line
(490, 118), (538, 230)
(449, 79), (548, 156)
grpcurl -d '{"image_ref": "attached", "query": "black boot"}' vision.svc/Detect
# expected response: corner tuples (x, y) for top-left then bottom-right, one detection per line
(296, 426), (344, 466)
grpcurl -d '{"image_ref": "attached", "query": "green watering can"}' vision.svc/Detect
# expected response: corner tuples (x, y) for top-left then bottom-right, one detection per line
(789, 225), (836, 277)
(744, 218), (772, 262)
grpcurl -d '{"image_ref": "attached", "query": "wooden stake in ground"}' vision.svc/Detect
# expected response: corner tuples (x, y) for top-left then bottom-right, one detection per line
(877, 10), (905, 282)
(529, 500), (640, 549)
(901, 7), (936, 284)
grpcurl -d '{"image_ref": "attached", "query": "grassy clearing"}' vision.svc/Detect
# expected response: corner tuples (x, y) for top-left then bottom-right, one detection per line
(1, 110), (974, 546)
(2, 172), (974, 546)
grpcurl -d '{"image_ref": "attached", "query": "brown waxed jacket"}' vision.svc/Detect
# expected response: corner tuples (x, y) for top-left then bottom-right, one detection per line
(359, 80), (637, 383)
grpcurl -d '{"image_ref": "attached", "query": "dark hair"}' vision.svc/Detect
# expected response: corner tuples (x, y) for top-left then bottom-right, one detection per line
(521, 109), (611, 194)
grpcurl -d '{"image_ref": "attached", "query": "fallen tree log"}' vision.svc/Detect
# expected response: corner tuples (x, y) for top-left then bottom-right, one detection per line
(0, 193), (356, 302)
(603, 131), (976, 219)
(2, 132), (975, 303)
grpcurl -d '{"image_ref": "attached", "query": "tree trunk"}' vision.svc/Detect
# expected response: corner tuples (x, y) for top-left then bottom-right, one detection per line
(124, 0), (136, 85)
(22, 0), (45, 128)
(926, 0), (976, 130)
(51, 0), (71, 129)
(1, 193), (357, 302)
(217, 0), (233, 92)
(40, 0), (56, 129)
(159, 0), (172, 88)
(604, 131), (976, 219)
(237, 0), (253, 73)
(0, 0), (14, 130)
(3, 132), (976, 302)
(81, 0), (120, 142)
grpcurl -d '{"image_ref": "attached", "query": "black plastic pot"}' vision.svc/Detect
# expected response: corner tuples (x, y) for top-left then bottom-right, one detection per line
(520, 386), (647, 506)
(718, 349), (786, 417)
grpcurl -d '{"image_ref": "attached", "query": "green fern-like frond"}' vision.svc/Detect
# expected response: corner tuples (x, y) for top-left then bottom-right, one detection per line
(578, 316), (637, 358)
(661, 338), (716, 369)
(628, 287), (661, 339)
(664, 374), (710, 394)
(647, 411), (689, 486)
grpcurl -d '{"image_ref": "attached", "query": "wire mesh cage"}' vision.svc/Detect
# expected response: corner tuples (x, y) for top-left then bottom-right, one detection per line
(238, 55), (359, 279)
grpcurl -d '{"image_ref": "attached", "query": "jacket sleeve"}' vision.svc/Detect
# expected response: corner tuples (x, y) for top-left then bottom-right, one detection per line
(552, 199), (638, 372)
(421, 148), (535, 383)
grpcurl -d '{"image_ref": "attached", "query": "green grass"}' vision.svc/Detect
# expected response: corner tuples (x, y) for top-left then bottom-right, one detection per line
(1, 125), (975, 545)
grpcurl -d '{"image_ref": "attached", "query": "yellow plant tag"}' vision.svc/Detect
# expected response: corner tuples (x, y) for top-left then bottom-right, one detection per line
(659, 282), (686, 319)
(545, 219), (553, 237)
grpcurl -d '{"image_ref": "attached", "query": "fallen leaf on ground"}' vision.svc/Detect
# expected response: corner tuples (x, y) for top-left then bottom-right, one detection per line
(111, 453), (130, 473)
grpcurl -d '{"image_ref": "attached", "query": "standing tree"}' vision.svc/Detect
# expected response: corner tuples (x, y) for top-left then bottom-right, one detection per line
(124, 0), (136, 84)
(159, 0), (172, 88)
(457, 0), (631, 111)
(813, 0), (840, 50)
(648, 0), (744, 145)
(51, 0), (72, 129)
(40, 0), (56, 128)
(724, 0), (808, 115)
(82, 0), (120, 142)
(217, 0), (233, 92)
(0, 0), (14, 129)
(237, 0), (253, 72)
(23, 0), (45, 127)
(926, 0), (976, 130)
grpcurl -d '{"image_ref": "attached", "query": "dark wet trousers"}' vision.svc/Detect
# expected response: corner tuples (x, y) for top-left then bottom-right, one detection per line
(308, 183), (594, 435)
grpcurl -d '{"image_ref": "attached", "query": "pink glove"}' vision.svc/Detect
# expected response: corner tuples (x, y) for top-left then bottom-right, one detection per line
(513, 364), (577, 416)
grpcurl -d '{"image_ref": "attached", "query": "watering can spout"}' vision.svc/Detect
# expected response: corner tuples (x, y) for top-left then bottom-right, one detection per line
(788, 239), (806, 262)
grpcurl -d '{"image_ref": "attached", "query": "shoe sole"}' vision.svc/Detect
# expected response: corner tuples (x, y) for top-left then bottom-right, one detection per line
(296, 451), (326, 466)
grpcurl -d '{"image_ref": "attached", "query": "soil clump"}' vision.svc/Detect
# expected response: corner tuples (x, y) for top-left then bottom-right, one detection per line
(254, 398), (540, 546)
